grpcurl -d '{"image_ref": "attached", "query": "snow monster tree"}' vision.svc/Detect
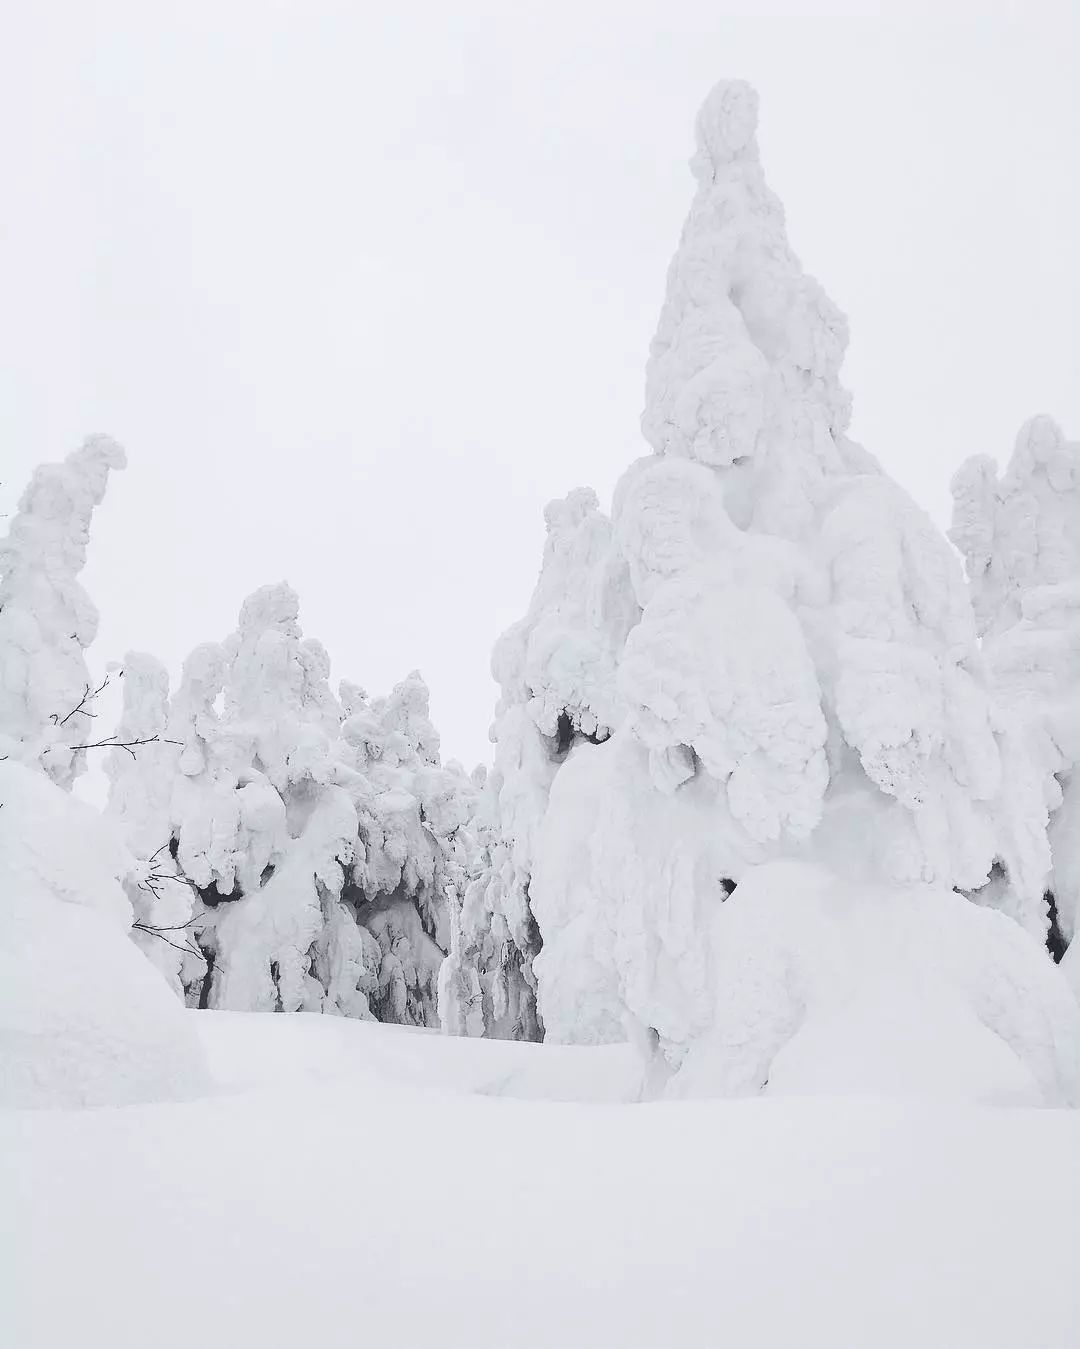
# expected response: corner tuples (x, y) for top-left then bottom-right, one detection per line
(951, 416), (1080, 994)
(106, 582), (481, 1025)
(445, 81), (1079, 1105)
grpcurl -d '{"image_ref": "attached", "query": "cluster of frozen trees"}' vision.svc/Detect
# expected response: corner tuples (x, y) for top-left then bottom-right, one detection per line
(442, 80), (1079, 1105)
(2, 78), (1077, 1108)
(1, 440), (482, 1070)
(104, 588), (481, 1023)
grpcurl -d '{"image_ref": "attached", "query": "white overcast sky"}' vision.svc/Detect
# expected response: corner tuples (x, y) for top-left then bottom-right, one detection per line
(3, 1), (1078, 767)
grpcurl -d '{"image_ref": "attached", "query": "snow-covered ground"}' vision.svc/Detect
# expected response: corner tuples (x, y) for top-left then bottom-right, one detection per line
(5, 1011), (1078, 1349)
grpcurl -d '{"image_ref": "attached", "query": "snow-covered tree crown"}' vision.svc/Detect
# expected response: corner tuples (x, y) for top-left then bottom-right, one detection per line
(950, 416), (1080, 638)
(643, 78), (855, 538)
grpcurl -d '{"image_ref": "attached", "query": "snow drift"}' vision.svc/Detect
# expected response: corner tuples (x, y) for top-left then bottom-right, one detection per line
(0, 761), (209, 1108)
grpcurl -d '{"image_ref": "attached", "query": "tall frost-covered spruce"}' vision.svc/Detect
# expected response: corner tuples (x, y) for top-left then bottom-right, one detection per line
(951, 417), (1080, 990)
(0, 438), (207, 1107)
(112, 582), (480, 1023)
(446, 81), (1080, 1104)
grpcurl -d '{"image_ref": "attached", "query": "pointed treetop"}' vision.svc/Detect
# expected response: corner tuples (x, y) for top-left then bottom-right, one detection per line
(691, 79), (760, 179)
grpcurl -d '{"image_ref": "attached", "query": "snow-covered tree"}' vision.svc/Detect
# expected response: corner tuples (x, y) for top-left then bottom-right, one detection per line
(104, 651), (196, 994)
(951, 416), (1080, 971)
(0, 435), (126, 786)
(1, 440), (208, 1105)
(439, 485), (636, 1040)
(454, 80), (1078, 1103)
(121, 582), (480, 1024)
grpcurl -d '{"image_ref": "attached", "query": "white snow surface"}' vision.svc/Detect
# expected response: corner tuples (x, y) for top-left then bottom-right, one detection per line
(4, 1009), (1079, 1349)
(673, 860), (1080, 1106)
(0, 761), (209, 1108)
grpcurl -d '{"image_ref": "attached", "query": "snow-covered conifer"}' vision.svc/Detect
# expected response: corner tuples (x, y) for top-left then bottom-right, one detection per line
(951, 417), (1080, 963)
(464, 80), (1076, 1100)
(442, 487), (632, 1039)
(0, 442), (208, 1104)
(104, 651), (195, 993)
(144, 584), (478, 1025)
(0, 436), (125, 786)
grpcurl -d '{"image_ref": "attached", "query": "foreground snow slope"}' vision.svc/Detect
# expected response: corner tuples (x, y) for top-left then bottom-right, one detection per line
(0, 762), (209, 1109)
(4, 1013), (1078, 1349)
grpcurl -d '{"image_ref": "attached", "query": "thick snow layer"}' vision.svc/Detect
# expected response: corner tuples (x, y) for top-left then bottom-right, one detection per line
(117, 583), (480, 1025)
(467, 79), (1054, 1048)
(4, 1011), (1079, 1349)
(951, 418), (1080, 950)
(0, 436), (125, 787)
(104, 650), (193, 991)
(0, 762), (208, 1108)
(1063, 937), (1080, 1000)
(531, 735), (747, 1051)
(673, 860), (1080, 1106)
(766, 978), (1042, 1105)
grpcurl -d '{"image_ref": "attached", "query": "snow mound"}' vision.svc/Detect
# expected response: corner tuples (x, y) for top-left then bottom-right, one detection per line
(0, 762), (209, 1108)
(673, 860), (1080, 1106)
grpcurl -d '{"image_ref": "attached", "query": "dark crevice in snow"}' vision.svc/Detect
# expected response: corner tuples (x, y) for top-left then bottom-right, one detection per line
(197, 949), (215, 1010)
(1045, 890), (1068, 964)
(269, 961), (283, 1012)
(553, 711), (609, 760)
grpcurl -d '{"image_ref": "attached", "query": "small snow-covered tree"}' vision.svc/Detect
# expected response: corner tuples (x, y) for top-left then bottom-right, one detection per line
(136, 582), (479, 1024)
(951, 416), (1080, 965)
(104, 652), (196, 994)
(457, 80), (1077, 1102)
(0, 435), (126, 785)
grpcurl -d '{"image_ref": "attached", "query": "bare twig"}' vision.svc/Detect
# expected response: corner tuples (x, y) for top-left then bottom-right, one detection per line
(53, 676), (110, 727)
(71, 734), (183, 760)
(131, 923), (209, 965)
(131, 911), (204, 934)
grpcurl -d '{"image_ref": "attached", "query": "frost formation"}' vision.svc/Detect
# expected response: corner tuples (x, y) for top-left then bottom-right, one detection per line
(0, 440), (208, 1106)
(951, 417), (1080, 963)
(446, 80), (1077, 1103)
(0, 436), (126, 786)
(3, 80), (1077, 1112)
(106, 584), (480, 1024)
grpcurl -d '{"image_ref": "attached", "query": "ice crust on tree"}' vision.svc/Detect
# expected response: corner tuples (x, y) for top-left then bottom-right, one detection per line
(449, 79), (1077, 1099)
(0, 435), (125, 786)
(111, 582), (481, 1025)
(951, 416), (1080, 957)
